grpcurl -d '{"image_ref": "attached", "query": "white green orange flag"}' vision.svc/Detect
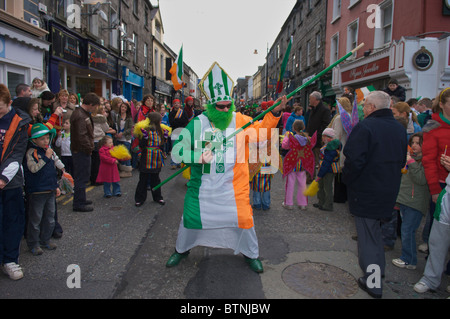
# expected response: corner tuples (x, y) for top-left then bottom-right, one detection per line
(355, 85), (375, 104)
(170, 45), (183, 91)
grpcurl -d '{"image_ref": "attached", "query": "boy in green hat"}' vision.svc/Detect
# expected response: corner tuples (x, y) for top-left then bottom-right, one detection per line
(24, 123), (65, 255)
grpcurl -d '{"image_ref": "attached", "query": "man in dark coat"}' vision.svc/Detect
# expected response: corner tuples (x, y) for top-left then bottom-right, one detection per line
(305, 91), (331, 174)
(343, 91), (407, 298)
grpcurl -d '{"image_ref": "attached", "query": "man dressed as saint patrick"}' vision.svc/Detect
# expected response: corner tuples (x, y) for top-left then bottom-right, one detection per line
(167, 62), (288, 273)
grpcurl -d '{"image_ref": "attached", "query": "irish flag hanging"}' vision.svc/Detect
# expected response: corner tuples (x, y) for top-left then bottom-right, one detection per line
(355, 85), (375, 104)
(276, 36), (293, 94)
(170, 45), (183, 91)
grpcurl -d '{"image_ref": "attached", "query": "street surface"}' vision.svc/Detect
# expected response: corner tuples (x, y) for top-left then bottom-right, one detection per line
(0, 164), (449, 301)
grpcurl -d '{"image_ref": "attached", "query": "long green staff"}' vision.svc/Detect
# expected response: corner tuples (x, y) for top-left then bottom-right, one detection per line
(152, 43), (365, 191)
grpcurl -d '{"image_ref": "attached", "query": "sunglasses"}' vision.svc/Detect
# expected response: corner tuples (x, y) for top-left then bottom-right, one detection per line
(216, 103), (232, 110)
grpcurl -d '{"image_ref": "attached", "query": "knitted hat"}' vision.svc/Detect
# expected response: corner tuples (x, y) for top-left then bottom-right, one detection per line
(322, 127), (335, 138)
(199, 62), (234, 105)
(261, 101), (268, 110)
(185, 96), (194, 103)
(29, 122), (56, 141)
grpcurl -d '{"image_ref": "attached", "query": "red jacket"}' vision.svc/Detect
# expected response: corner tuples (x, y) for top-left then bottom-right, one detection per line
(96, 145), (120, 183)
(422, 112), (450, 195)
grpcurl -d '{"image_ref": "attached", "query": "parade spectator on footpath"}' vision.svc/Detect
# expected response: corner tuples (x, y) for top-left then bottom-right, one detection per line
(343, 91), (407, 298)
(420, 87), (450, 254)
(0, 83), (30, 280)
(39, 91), (56, 122)
(285, 104), (305, 134)
(305, 91), (331, 175)
(383, 79), (406, 102)
(90, 104), (116, 185)
(414, 153), (450, 294)
(96, 135), (121, 198)
(53, 89), (76, 121)
(138, 94), (156, 122)
(281, 104), (292, 135)
(14, 83), (32, 99)
(392, 132), (430, 270)
(55, 116), (73, 176)
(391, 102), (422, 141)
(70, 93), (99, 212)
(416, 98), (433, 128)
(24, 123), (64, 256)
(407, 98), (420, 115)
(168, 99), (189, 169)
(114, 101), (134, 178)
(30, 78), (50, 99)
(68, 93), (79, 108)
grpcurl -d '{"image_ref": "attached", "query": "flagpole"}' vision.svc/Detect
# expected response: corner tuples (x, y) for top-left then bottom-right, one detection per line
(152, 43), (365, 191)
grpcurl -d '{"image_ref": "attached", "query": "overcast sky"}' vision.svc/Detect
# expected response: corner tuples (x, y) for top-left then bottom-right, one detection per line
(152, 0), (297, 83)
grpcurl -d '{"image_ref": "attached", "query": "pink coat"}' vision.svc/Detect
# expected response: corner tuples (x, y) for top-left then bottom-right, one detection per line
(96, 145), (120, 183)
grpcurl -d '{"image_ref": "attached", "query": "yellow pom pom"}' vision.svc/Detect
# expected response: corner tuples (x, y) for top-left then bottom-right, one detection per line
(303, 180), (319, 197)
(401, 168), (408, 174)
(110, 144), (132, 161)
(133, 118), (150, 138)
(161, 123), (172, 136)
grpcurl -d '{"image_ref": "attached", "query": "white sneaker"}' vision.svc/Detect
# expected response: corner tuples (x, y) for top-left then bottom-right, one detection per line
(414, 281), (430, 293)
(418, 243), (428, 253)
(282, 202), (294, 210)
(392, 258), (416, 269)
(2, 262), (24, 280)
(299, 205), (307, 210)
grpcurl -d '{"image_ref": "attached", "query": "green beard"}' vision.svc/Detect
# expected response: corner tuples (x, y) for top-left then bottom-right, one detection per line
(205, 101), (236, 131)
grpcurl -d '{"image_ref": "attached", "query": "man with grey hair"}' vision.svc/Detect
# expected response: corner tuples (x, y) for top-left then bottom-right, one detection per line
(343, 90), (407, 298)
(305, 91), (331, 172)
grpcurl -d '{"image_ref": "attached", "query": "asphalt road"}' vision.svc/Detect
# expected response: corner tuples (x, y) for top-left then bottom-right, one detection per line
(0, 165), (449, 302)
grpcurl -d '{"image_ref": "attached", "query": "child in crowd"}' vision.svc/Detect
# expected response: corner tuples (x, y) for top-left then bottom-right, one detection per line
(96, 135), (121, 198)
(24, 123), (64, 255)
(392, 132), (430, 270)
(391, 102), (421, 141)
(313, 128), (341, 211)
(414, 153), (450, 294)
(281, 119), (310, 210)
(134, 112), (165, 207)
(55, 116), (73, 175)
(420, 87), (450, 254)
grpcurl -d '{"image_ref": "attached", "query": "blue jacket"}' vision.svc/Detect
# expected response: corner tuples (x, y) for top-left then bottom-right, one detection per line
(317, 139), (341, 178)
(285, 113), (305, 133)
(343, 108), (407, 220)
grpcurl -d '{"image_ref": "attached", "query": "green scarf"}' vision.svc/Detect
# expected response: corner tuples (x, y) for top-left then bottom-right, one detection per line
(204, 101), (236, 131)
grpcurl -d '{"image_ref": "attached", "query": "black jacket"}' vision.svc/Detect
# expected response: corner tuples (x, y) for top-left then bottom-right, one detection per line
(383, 85), (406, 102)
(305, 101), (331, 148)
(342, 108), (407, 220)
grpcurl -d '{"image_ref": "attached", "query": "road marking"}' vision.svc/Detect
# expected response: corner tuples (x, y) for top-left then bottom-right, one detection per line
(57, 186), (95, 206)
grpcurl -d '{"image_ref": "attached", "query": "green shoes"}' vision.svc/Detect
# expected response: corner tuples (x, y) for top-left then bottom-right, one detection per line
(166, 251), (190, 267)
(244, 256), (264, 273)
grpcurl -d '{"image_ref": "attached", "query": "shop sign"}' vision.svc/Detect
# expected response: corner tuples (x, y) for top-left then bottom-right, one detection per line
(154, 78), (172, 95)
(341, 57), (389, 83)
(51, 26), (85, 65)
(88, 44), (108, 73)
(412, 46), (433, 71)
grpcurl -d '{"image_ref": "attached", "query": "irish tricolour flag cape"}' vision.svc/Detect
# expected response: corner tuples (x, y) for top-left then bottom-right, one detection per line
(172, 111), (280, 230)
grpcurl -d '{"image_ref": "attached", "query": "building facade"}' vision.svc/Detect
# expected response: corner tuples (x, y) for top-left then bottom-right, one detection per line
(326, 0), (450, 100)
(0, 1), (49, 97)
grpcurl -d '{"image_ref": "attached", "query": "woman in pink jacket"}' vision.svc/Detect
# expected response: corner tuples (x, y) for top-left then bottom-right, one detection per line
(96, 135), (121, 198)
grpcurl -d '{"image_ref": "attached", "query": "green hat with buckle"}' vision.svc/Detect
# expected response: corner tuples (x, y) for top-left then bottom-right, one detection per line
(199, 62), (234, 105)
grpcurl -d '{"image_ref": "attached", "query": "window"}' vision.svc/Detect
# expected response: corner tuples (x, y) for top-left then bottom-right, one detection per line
(308, 0), (313, 11)
(374, 0), (393, 48)
(145, 9), (149, 28)
(315, 32), (321, 62)
(306, 40), (311, 67)
(330, 33), (339, 64)
(144, 43), (148, 70)
(154, 48), (158, 76)
(133, 33), (138, 63)
(277, 44), (280, 60)
(0, 0), (5, 10)
(57, 0), (74, 19)
(89, 12), (99, 37)
(110, 10), (119, 49)
(348, 0), (361, 8)
(298, 48), (302, 72)
(347, 19), (359, 58)
(160, 54), (163, 78)
(332, 0), (341, 22)
(120, 22), (127, 56)
(133, 0), (139, 16)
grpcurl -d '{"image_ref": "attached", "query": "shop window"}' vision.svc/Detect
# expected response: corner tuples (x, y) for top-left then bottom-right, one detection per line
(7, 71), (25, 98)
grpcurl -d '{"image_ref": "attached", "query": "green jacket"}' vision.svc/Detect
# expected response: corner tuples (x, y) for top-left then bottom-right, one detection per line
(396, 155), (430, 214)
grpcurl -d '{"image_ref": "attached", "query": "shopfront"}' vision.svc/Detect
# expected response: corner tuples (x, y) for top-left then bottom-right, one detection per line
(332, 35), (450, 101)
(153, 76), (173, 105)
(48, 22), (120, 100)
(123, 66), (144, 102)
(0, 21), (49, 97)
